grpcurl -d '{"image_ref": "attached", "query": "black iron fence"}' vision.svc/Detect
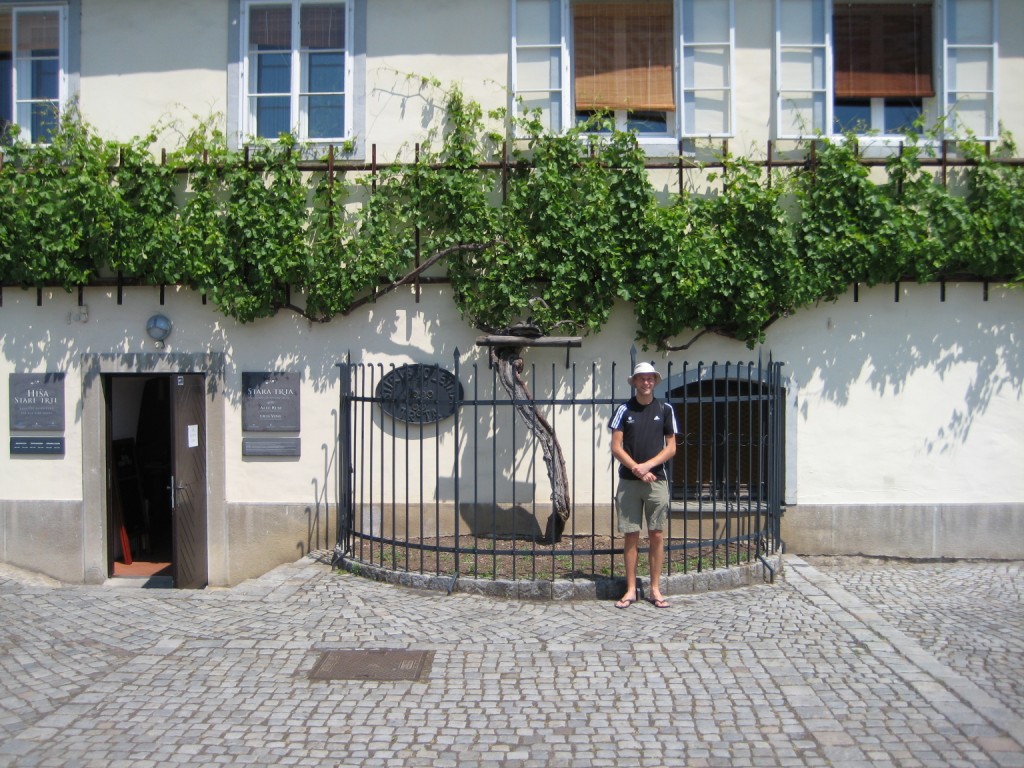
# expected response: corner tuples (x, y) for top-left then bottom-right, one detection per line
(334, 354), (785, 586)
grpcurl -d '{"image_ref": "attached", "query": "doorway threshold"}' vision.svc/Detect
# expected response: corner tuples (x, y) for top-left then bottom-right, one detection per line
(104, 574), (175, 589)
(108, 560), (174, 588)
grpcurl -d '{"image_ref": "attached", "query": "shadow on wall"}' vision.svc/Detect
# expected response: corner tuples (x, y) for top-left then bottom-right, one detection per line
(776, 283), (1023, 452)
(459, 504), (544, 540)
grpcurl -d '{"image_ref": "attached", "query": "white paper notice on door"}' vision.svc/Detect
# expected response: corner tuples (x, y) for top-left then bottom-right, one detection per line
(187, 424), (199, 448)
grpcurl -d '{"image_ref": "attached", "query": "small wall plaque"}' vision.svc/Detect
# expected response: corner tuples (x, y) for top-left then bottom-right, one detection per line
(11, 437), (65, 456)
(242, 372), (301, 432)
(242, 438), (301, 457)
(376, 364), (462, 424)
(10, 373), (65, 431)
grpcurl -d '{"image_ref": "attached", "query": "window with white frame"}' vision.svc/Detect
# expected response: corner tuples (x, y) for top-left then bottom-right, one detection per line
(511, 0), (735, 139)
(681, 0), (733, 137)
(512, 0), (567, 133)
(944, 0), (997, 138)
(0, 4), (66, 143)
(775, 0), (997, 140)
(241, 0), (350, 142)
(776, 0), (828, 137)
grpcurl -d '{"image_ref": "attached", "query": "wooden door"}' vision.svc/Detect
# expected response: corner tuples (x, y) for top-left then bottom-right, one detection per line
(171, 374), (208, 589)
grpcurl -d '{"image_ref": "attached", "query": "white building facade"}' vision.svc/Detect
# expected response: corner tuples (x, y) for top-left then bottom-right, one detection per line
(1, 0), (1022, 586)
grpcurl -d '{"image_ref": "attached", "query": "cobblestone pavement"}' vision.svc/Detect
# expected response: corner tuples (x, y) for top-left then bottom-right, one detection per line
(0, 554), (1021, 767)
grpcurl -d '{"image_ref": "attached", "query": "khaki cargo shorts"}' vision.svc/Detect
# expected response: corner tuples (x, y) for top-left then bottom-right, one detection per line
(615, 478), (669, 534)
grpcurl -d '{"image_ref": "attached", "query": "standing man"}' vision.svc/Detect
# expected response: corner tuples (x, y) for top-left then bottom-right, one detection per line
(609, 362), (678, 608)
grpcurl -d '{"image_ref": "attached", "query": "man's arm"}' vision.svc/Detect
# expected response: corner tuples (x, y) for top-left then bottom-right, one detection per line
(612, 430), (667, 483)
(634, 435), (675, 480)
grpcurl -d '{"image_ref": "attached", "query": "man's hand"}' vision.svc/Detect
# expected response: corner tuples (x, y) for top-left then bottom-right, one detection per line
(631, 464), (657, 483)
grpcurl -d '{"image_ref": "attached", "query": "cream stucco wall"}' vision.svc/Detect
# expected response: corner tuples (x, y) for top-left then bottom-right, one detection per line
(2, 282), (1021, 507)
(731, 0), (775, 153)
(72, 0), (513, 158)
(363, 0), (509, 161)
(77, 0), (230, 143)
(998, 0), (1024, 137)
(767, 283), (1023, 505)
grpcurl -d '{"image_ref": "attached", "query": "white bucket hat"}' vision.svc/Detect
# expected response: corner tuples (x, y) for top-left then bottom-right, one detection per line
(629, 361), (662, 386)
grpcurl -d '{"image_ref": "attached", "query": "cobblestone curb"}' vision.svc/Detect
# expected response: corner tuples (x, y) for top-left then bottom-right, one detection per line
(335, 551), (784, 601)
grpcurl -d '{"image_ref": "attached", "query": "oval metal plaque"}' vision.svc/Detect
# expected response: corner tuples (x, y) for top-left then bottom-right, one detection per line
(376, 364), (462, 424)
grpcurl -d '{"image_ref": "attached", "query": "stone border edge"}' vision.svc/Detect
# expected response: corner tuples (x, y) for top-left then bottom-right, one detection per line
(334, 552), (784, 601)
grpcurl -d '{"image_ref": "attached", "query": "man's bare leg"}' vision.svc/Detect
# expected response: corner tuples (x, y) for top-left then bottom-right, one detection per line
(648, 529), (669, 607)
(616, 531), (641, 607)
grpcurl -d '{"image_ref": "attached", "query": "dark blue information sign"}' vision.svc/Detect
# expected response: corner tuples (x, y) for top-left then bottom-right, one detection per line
(10, 373), (65, 431)
(242, 372), (301, 432)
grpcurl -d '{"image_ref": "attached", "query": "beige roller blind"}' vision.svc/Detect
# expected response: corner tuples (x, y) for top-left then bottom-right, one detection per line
(574, 1), (674, 111)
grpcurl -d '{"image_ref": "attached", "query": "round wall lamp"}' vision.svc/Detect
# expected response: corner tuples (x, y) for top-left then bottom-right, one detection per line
(146, 314), (172, 348)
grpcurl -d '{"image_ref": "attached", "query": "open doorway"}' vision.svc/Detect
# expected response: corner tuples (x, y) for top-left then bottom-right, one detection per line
(105, 373), (209, 588)
(108, 375), (173, 584)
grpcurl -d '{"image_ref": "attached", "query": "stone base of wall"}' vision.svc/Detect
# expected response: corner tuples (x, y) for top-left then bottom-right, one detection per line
(782, 503), (1024, 560)
(0, 500), (93, 583)
(0, 500), (335, 587)
(223, 502), (336, 586)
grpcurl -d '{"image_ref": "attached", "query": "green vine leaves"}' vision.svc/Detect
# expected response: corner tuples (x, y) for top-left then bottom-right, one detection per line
(0, 107), (120, 288)
(1, 92), (1022, 349)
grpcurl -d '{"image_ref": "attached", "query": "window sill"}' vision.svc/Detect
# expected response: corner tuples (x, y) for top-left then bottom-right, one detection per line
(831, 134), (938, 158)
(578, 135), (732, 158)
(637, 137), (686, 157)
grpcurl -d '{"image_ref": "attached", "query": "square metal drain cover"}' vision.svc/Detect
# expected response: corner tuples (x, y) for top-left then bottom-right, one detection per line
(309, 649), (434, 682)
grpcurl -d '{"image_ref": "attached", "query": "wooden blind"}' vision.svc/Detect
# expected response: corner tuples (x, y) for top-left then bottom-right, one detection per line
(834, 3), (934, 98)
(250, 6), (291, 49)
(573, 1), (674, 112)
(0, 13), (10, 55)
(301, 5), (344, 49)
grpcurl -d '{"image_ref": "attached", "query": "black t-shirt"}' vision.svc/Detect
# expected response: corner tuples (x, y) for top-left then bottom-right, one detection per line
(609, 397), (678, 480)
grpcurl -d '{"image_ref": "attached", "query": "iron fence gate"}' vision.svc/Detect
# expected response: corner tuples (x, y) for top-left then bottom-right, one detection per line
(334, 354), (785, 587)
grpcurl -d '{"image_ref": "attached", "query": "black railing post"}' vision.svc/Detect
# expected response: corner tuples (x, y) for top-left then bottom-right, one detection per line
(333, 357), (354, 566)
(452, 350), (461, 583)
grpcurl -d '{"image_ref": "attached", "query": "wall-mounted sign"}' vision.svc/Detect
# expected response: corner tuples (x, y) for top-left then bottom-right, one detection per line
(11, 437), (65, 456)
(376, 364), (462, 424)
(242, 372), (300, 432)
(9, 373), (65, 431)
(242, 438), (301, 457)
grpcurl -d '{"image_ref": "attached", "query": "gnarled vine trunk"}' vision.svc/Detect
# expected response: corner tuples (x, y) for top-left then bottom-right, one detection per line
(490, 345), (571, 543)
